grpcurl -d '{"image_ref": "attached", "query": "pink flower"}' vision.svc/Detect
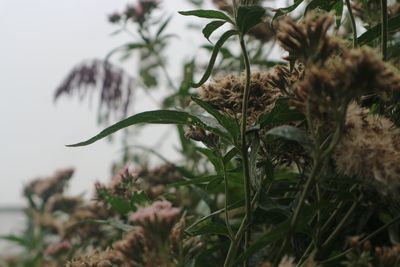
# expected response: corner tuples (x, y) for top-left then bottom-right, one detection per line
(44, 240), (71, 256)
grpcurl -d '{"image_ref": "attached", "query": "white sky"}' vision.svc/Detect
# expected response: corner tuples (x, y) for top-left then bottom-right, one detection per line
(0, 0), (205, 205)
(0, 0), (288, 206)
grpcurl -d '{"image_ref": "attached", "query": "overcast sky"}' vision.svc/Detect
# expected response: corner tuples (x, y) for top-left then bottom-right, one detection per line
(0, 0), (289, 206)
(0, 0), (205, 205)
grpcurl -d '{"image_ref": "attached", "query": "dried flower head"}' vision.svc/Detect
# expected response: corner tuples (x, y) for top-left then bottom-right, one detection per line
(291, 47), (400, 122)
(25, 168), (74, 202)
(277, 14), (343, 65)
(66, 249), (128, 267)
(113, 227), (147, 265)
(45, 194), (82, 213)
(44, 240), (71, 257)
(124, 0), (160, 26)
(334, 103), (400, 186)
(199, 70), (283, 126)
(54, 60), (134, 124)
(130, 200), (181, 242)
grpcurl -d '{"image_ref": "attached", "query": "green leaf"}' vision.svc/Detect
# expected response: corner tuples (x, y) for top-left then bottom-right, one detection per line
(267, 125), (312, 149)
(97, 189), (131, 215)
(273, 0), (304, 22)
(105, 42), (145, 61)
(196, 147), (223, 173)
(186, 219), (231, 237)
(248, 131), (261, 189)
(236, 5), (266, 34)
(169, 175), (221, 187)
(1, 234), (30, 248)
(258, 98), (305, 128)
(235, 221), (290, 263)
(333, 0), (343, 29)
(192, 97), (239, 142)
(202, 20), (226, 42)
(192, 30), (238, 88)
(178, 9), (233, 24)
(130, 191), (149, 211)
(358, 14), (400, 46)
(304, 0), (339, 14)
(156, 15), (173, 38)
(223, 147), (240, 164)
(67, 110), (229, 147)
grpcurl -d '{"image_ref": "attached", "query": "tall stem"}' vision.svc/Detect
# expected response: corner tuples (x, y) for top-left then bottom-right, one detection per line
(239, 35), (252, 267)
(345, 0), (358, 48)
(221, 155), (234, 239)
(381, 0), (388, 60)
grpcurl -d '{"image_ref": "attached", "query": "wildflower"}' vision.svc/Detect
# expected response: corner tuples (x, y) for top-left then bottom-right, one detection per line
(113, 227), (147, 265)
(124, 0), (160, 26)
(54, 60), (135, 124)
(334, 103), (400, 185)
(66, 249), (128, 267)
(130, 200), (181, 242)
(108, 12), (121, 23)
(25, 168), (74, 202)
(199, 70), (282, 126)
(45, 194), (82, 213)
(277, 14), (344, 65)
(44, 240), (71, 256)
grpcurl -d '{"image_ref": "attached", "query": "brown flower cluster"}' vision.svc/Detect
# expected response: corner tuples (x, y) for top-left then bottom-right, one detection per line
(54, 60), (135, 123)
(66, 249), (128, 267)
(276, 14), (344, 65)
(334, 103), (400, 185)
(108, 0), (160, 26)
(199, 70), (283, 126)
(25, 168), (74, 202)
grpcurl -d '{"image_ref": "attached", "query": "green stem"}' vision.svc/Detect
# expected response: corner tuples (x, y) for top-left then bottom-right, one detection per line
(320, 214), (400, 264)
(223, 192), (259, 267)
(321, 194), (363, 249)
(221, 155), (235, 239)
(381, 0), (388, 60)
(275, 156), (322, 264)
(239, 35), (253, 267)
(345, 0), (358, 48)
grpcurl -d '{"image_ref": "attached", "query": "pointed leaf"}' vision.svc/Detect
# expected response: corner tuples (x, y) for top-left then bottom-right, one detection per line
(333, 0), (343, 29)
(258, 98), (305, 127)
(192, 97), (239, 141)
(156, 15), (173, 37)
(273, 0), (304, 22)
(68, 110), (230, 147)
(202, 20), (226, 42)
(192, 30), (238, 88)
(178, 9), (233, 24)
(267, 125), (312, 149)
(186, 219), (231, 237)
(236, 5), (266, 34)
(358, 14), (400, 46)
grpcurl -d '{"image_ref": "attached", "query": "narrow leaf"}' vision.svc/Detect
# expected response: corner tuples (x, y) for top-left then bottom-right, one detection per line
(267, 125), (312, 149)
(358, 14), (400, 45)
(273, 0), (304, 22)
(236, 5), (266, 34)
(192, 30), (238, 88)
(258, 98), (304, 128)
(192, 97), (239, 141)
(156, 15), (173, 37)
(187, 219), (231, 237)
(333, 0), (343, 29)
(202, 20), (226, 42)
(178, 9), (233, 24)
(67, 110), (229, 147)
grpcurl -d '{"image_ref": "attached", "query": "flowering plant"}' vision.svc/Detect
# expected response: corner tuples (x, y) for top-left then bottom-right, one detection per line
(3, 0), (400, 266)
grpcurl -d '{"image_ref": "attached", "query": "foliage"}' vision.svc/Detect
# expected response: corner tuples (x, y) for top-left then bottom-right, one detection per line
(3, 0), (400, 267)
